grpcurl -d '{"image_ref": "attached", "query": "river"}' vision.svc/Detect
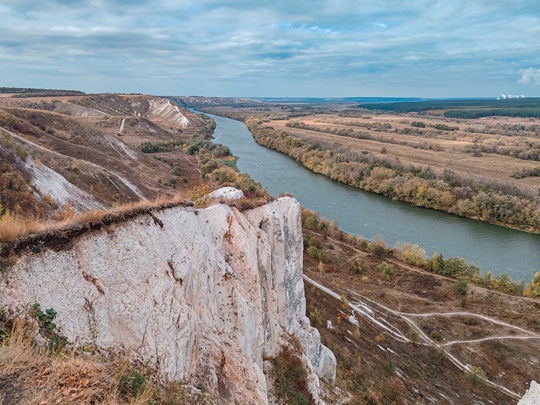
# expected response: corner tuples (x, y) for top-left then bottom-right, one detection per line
(204, 112), (540, 282)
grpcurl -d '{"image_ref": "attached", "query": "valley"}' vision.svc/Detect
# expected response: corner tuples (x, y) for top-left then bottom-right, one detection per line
(0, 91), (539, 404)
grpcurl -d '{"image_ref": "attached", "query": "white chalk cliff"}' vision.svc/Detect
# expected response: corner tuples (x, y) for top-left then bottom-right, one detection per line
(518, 381), (540, 405)
(0, 196), (336, 404)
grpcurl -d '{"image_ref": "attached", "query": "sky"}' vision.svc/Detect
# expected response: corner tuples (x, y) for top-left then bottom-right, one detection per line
(1, 0), (540, 98)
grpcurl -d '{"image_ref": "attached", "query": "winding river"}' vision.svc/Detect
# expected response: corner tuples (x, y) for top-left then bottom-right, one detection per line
(205, 112), (540, 282)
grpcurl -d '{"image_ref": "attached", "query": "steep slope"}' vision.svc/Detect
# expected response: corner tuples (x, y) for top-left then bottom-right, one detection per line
(0, 196), (336, 404)
(0, 94), (205, 217)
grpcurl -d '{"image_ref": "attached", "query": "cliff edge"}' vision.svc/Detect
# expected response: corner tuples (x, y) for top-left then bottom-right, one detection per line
(0, 196), (336, 404)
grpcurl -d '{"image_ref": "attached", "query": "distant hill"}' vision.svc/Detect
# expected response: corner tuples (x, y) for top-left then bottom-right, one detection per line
(0, 93), (204, 217)
(0, 87), (86, 97)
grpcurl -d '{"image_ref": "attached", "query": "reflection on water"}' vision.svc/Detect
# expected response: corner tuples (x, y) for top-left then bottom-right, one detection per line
(206, 112), (540, 282)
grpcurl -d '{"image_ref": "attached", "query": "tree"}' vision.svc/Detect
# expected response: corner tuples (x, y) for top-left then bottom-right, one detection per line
(371, 239), (386, 259)
(429, 252), (445, 274)
(443, 257), (467, 277)
(530, 272), (540, 297)
(456, 279), (468, 296)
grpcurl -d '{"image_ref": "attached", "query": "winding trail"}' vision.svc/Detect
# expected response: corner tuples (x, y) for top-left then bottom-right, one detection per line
(118, 118), (126, 134)
(304, 274), (528, 400)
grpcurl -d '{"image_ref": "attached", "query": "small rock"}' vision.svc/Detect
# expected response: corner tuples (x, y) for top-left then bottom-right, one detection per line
(207, 187), (244, 201)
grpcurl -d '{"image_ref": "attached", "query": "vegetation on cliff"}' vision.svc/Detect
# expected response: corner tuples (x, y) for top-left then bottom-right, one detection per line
(0, 310), (218, 404)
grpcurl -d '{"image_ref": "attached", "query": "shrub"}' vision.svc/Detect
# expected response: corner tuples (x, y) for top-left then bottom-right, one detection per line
(430, 329), (443, 342)
(371, 239), (386, 259)
(171, 165), (182, 176)
(525, 272), (540, 297)
(30, 303), (67, 353)
(305, 216), (318, 229)
(119, 370), (147, 399)
(466, 366), (487, 385)
(456, 279), (468, 296)
(396, 243), (427, 267)
(349, 260), (364, 275)
(14, 144), (28, 161)
(381, 376), (406, 404)
(43, 193), (56, 207)
(308, 235), (320, 248)
(443, 257), (468, 277)
(309, 307), (322, 327)
(384, 360), (396, 376)
(306, 246), (319, 258)
(378, 262), (394, 280)
(270, 346), (313, 405)
(67, 173), (77, 184)
(317, 261), (326, 273)
(407, 328), (419, 344)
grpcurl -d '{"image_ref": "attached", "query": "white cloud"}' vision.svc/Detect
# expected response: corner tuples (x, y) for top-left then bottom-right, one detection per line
(1, 0), (540, 96)
(518, 68), (540, 87)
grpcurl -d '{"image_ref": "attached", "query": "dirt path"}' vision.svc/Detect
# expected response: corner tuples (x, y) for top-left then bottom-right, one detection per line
(118, 118), (126, 134)
(304, 274), (523, 399)
(399, 310), (540, 336)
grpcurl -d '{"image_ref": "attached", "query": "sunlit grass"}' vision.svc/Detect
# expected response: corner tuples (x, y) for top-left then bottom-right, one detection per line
(0, 191), (190, 243)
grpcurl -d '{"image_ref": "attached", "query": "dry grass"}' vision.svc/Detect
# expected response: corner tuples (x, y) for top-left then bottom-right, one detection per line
(0, 319), (154, 405)
(0, 317), (219, 404)
(302, 225), (540, 403)
(0, 192), (190, 244)
(268, 113), (540, 192)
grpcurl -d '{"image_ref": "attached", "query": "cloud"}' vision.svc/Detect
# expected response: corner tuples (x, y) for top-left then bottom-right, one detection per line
(1, 0), (540, 96)
(518, 68), (540, 87)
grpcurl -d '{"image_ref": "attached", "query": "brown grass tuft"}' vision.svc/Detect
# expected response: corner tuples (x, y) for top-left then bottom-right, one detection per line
(0, 192), (190, 244)
(0, 319), (154, 405)
(0, 214), (49, 243)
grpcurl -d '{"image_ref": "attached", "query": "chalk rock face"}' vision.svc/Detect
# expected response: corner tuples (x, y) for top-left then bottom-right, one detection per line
(149, 98), (191, 127)
(518, 381), (540, 405)
(0, 197), (335, 404)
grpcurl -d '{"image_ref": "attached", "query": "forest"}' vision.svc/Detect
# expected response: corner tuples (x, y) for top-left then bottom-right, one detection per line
(359, 98), (540, 118)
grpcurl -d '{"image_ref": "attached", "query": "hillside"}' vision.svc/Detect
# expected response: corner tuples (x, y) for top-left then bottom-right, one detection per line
(0, 93), (205, 218)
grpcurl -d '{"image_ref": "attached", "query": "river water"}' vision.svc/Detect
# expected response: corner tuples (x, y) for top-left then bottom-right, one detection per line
(205, 112), (540, 282)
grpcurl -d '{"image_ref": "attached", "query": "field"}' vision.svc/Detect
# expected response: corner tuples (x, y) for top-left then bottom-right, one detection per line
(281, 114), (540, 189)
(202, 104), (540, 193)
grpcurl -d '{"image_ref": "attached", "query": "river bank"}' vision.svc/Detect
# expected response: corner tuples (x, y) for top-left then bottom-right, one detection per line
(201, 111), (540, 282)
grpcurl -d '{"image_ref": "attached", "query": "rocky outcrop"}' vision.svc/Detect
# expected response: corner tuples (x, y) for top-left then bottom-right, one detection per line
(149, 98), (191, 127)
(518, 381), (540, 405)
(0, 196), (335, 404)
